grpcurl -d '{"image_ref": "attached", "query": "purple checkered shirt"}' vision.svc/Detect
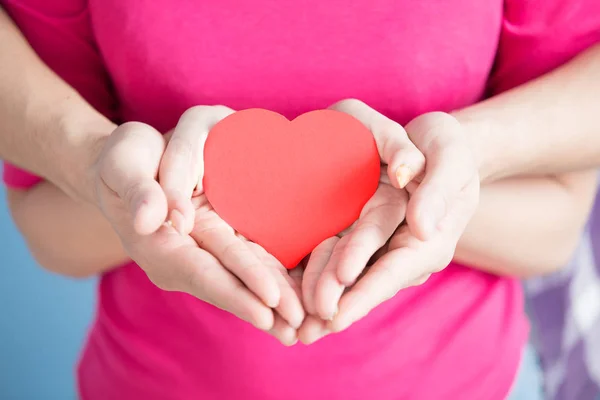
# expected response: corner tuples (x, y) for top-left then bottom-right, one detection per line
(525, 186), (600, 400)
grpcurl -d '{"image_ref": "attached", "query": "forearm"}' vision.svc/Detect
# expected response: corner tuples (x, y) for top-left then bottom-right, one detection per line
(454, 170), (598, 278)
(6, 183), (128, 277)
(454, 43), (600, 183)
(0, 8), (114, 202)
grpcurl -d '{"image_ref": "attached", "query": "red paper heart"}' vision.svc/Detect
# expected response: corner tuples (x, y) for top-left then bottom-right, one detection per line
(203, 108), (380, 269)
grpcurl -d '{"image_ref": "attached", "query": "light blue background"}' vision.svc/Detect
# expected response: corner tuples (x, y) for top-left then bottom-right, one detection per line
(0, 185), (96, 400)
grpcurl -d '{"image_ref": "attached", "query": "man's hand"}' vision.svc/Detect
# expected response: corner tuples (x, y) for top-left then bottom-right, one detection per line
(299, 100), (479, 343)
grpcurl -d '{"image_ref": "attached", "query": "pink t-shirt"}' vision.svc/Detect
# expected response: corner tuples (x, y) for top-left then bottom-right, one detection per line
(3, 1), (600, 399)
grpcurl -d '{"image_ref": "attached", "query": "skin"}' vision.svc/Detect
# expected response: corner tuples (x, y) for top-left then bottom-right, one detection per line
(299, 103), (597, 343)
(1, 7), (598, 345)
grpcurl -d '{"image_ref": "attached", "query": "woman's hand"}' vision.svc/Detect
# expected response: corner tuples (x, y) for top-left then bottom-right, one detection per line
(91, 106), (304, 345)
(300, 100), (480, 343)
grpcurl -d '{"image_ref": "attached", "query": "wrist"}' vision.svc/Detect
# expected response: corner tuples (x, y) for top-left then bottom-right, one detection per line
(57, 110), (116, 205)
(452, 107), (505, 185)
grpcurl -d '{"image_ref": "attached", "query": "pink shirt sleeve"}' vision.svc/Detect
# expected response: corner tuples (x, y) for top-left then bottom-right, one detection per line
(2, 164), (43, 189)
(1, 0), (118, 190)
(489, 0), (600, 94)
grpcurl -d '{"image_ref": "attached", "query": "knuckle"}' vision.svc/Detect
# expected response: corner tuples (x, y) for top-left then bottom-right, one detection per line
(122, 180), (145, 205)
(122, 122), (156, 145)
(356, 220), (386, 241)
(222, 243), (261, 274)
(180, 265), (200, 293)
(181, 105), (209, 120)
(167, 135), (192, 160)
(380, 120), (405, 138)
(408, 112), (461, 148)
(182, 105), (232, 122)
(413, 150), (426, 166)
(410, 274), (431, 287)
(341, 241), (369, 258)
(338, 222), (357, 237)
(346, 98), (365, 107)
(312, 237), (338, 258)
(211, 104), (233, 114)
(335, 98), (365, 110)
(96, 155), (114, 183)
(383, 191), (409, 208)
(378, 121), (405, 155)
(389, 228), (411, 249)
(428, 133), (455, 157)
(119, 121), (148, 132)
(329, 240), (349, 259)
(358, 219), (382, 233)
(379, 262), (400, 291)
(185, 264), (212, 299)
(222, 241), (242, 261)
(218, 282), (245, 313)
(194, 223), (223, 239)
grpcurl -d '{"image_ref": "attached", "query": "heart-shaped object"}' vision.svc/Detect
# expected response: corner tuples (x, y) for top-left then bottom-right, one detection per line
(203, 108), (380, 269)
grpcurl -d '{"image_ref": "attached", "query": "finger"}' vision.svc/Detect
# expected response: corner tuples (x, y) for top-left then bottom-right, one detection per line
(159, 105), (234, 234)
(248, 242), (305, 329)
(313, 236), (349, 320)
(144, 231), (275, 330)
(191, 218), (281, 308)
(330, 99), (425, 188)
(302, 237), (340, 315)
(268, 314), (298, 346)
(298, 315), (331, 345)
(98, 122), (168, 235)
(335, 184), (407, 286)
(275, 273), (305, 329)
(329, 247), (422, 333)
(330, 221), (453, 334)
(289, 264), (305, 288)
(404, 112), (479, 240)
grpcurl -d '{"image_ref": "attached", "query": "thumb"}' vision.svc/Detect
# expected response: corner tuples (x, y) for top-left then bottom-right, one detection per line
(404, 113), (477, 240)
(330, 99), (425, 188)
(98, 122), (168, 235)
(159, 105), (234, 235)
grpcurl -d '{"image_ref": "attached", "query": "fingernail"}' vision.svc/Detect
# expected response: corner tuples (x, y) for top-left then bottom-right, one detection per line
(325, 305), (339, 321)
(267, 296), (280, 309)
(395, 164), (413, 189)
(329, 316), (352, 333)
(291, 315), (305, 330)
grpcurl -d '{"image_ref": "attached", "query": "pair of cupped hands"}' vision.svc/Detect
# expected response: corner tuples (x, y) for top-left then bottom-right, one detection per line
(91, 99), (479, 345)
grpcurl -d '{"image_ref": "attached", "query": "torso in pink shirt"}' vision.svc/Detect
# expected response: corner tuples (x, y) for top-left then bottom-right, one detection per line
(3, 0), (600, 399)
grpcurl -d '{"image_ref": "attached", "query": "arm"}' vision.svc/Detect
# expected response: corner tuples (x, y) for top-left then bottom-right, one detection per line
(455, 170), (598, 278)
(6, 183), (128, 278)
(455, 43), (600, 183)
(0, 6), (124, 276)
(0, 7), (114, 202)
(3, 127), (178, 277)
(452, 41), (600, 275)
